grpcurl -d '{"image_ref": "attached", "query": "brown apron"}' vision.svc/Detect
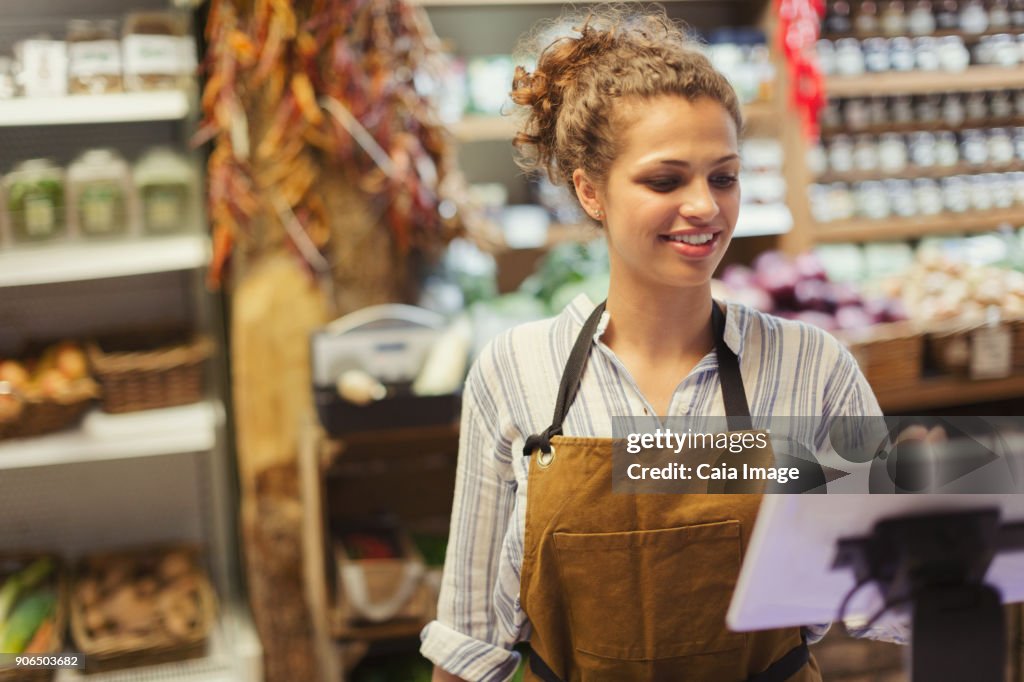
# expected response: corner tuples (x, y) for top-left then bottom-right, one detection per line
(519, 301), (822, 682)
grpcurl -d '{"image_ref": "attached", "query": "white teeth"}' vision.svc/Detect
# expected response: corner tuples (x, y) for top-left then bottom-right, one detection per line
(666, 233), (714, 245)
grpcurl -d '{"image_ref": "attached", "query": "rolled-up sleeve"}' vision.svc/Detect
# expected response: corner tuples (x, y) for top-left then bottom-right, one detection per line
(420, 355), (523, 680)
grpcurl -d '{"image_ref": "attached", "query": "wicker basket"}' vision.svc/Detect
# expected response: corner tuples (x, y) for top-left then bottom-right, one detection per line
(86, 331), (214, 414)
(0, 553), (68, 682)
(927, 319), (1016, 378)
(0, 379), (99, 441)
(838, 321), (923, 394)
(70, 544), (217, 674)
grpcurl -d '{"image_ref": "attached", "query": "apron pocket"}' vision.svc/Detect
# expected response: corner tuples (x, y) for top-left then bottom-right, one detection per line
(552, 520), (746, 661)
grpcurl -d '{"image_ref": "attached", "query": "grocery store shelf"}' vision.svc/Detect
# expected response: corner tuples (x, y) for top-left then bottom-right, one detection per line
(826, 66), (1024, 98)
(0, 91), (192, 127)
(452, 101), (776, 142)
(822, 27), (1024, 43)
(0, 401), (221, 470)
(814, 207), (1024, 243)
(817, 160), (1024, 185)
(735, 203), (792, 237)
(55, 603), (262, 682)
(820, 116), (1024, 137)
(876, 374), (1024, 413)
(0, 234), (210, 288)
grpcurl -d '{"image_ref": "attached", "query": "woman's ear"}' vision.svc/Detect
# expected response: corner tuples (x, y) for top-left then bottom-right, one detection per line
(572, 168), (604, 221)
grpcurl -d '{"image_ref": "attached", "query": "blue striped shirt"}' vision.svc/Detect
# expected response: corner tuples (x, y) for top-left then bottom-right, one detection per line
(420, 294), (895, 681)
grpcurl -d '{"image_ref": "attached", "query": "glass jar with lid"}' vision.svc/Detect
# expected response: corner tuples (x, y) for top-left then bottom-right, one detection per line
(990, 0), (1013, 28)
(960, 0), (991, 32)
(843, 98), (872, 129)
(910, 131), (939, 166)
(829, 135), (856, 172)
(856, 181), (891, 219)
(988, 173), (1015, 207)
(133, 147), (197, 234)
(885, 179), (918, 216)
(937, 35), (971, 71)
(914, 36), (942, 70)
(969, 174), (994, 210)
(827, 182), (857, 220)
(853, 134), (880, 170)
(3, 159), (66, 243)
(855, 0), (882, 35)
(990, 90), (1014, 119)
(988, 128), (1016, 165)
(1008, 171), (1024, 204)
(942, 93), (966, 126)
(122, 12), (194, 92)
(891, 95), (915, 123)
(67, 19), (122, 94)
(941, 175), (971, 212)
(937, 0), (961, 29)
(68, 148), (132, 238)
(868, 96), (890, 126)
(1012, 0), (1024, 26)
(913, 178), (945, 214)
(881, 0), (908, 35)
(822, 100), (843, 130)
(817, 39), (837, 75)
(864, 37), (893, 72)
(809, 184), (834, 223)
(935, 131), (961, 166)
(909, 0), (939, 33)
(835, 38), (866, 75)
(915, 95), (942, 124)
(961, 129), (990, 165)
(965, 92), (989, 122)
(891, 37), (917, 70)
(879, 132), (910, 171)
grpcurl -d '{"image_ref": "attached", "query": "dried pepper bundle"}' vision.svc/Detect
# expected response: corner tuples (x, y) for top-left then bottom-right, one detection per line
(198, 0), (469, 289)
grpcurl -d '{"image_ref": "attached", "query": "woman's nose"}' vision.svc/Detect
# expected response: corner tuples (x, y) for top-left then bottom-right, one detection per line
(679, 181), (719, 223)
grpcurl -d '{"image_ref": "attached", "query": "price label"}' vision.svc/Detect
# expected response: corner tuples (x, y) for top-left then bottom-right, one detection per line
(970, 325), (1012, 380)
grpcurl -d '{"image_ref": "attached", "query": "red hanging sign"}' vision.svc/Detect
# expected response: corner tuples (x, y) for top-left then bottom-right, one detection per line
(776, 0), (826, 140)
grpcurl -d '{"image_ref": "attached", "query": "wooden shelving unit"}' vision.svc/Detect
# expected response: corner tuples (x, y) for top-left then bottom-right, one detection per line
(875, 374), (1024, 412)
(826, 66), (1024, 98)
(821, 117), (1024, 136)
(816, 160), (1024, 185)
(813, 206), (1024, 242)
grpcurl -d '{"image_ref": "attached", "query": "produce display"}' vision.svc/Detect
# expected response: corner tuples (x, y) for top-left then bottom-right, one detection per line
(716, 250), (907, 332)
(0, 341), (94, 422)
(0, 557), (60, 656)
(73, 548), (212, 645)
(881, 248), (1024, 325)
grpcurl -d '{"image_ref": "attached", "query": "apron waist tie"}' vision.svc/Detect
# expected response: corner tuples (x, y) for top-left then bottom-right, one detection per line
(527, 640), (809, 682)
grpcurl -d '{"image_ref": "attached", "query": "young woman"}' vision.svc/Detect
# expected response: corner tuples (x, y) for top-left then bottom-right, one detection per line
(421, 9), (900, 681)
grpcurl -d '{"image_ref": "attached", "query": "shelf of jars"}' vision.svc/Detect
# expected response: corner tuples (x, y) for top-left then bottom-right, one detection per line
(826, 65), (1024, 97)
(813, 206), (1024, 241)
(0, 90), (192, 127)
(822, 26), (1024, 43)
(0, 233), (210, 287)
(816, 159), (1024, 183)
(821, 116), (1024, 136)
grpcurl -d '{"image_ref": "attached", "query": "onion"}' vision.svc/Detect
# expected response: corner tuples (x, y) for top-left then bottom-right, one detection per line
(754, 261), (800, 308)
(795, 252), (828, 282)
(794, 279), (837, 314)
(835, 305), (873, 330)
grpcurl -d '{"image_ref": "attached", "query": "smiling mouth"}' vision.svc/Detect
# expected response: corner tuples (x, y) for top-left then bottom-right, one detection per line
(659, 233), (718, 246)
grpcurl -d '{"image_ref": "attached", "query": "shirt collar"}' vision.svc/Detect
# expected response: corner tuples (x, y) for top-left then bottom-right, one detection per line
(565, 293), (748, 360)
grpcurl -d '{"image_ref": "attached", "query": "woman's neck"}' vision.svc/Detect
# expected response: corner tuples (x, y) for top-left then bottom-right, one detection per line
(601, 275), (715, 365)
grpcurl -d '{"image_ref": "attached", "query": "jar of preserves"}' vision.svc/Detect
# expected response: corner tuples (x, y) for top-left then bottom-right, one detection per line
(4, 159), (66, 243)
(854, 134), (880, 170)
(913, 178), (945, 214)
(879, 132), (910, 171)
(133, 147), (197, 234)
(910, 131), (939, 166)
(68, 148), (132, 238)
(122, 12), (195, 92)
(67, 19), (122, 94)
(935, 131), (961, 166)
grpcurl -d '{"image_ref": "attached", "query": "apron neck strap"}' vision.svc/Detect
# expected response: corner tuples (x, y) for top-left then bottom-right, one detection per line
(523, 301), (606, 456)
(522, 299), (752, 457)
(712, 302), (753, 432)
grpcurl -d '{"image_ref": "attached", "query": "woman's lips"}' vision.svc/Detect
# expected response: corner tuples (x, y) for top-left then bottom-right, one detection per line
(658, 231), (721, 258)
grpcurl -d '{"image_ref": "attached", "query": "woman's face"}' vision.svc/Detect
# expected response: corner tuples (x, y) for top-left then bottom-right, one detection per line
(576, 95), (741, 292)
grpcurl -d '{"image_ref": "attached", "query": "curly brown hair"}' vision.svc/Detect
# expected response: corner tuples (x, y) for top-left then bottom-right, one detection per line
(510, 7), (742, 213)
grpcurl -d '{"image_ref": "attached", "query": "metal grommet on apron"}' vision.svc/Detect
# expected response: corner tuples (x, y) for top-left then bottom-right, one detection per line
(519, 300), (818, 682)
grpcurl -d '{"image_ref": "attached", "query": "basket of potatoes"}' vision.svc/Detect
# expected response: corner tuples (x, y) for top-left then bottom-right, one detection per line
(0, 341), (99, 441)
(70, 545), (217, 673)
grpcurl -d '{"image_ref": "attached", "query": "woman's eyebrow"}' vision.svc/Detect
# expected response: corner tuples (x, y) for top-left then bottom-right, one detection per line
(651, 154), (741, 167)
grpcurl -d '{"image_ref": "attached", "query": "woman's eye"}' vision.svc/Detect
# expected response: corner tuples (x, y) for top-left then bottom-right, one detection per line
(646, 178), (679, 192)
(711, 174), (739, 189)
